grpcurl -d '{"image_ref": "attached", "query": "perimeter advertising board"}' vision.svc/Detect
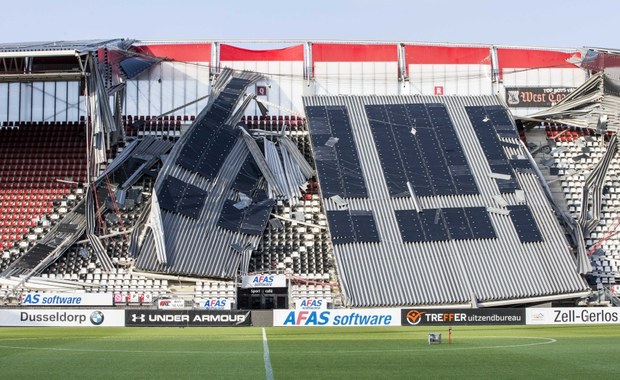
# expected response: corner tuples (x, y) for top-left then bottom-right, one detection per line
(21, 293), (112, 306)
(241, 274), (287, 288)
(199, 298), (232, 310)
(125, 310), (251, 327)
(0, 309), (124, 327)
(295, 299), (327, 310)
(526, 307), (620, 325)
(157, 298), (186, 309)
(401, 308), (525, 326)
(273, 309), (401, 326)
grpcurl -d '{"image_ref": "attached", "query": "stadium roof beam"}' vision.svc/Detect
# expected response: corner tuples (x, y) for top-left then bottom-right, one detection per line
(0, 48), (89, 82)
(0, 49), (82, 58)
(0, 71), (83, 82)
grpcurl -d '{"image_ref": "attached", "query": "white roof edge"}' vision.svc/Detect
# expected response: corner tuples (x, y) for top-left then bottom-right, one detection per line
(0, 50), (79, 58)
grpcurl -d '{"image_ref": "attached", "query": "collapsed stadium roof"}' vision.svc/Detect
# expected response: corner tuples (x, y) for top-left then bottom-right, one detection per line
(133, 69), (313, 278)
(0, 39), (602, 307)
(303, 94), (589, 307)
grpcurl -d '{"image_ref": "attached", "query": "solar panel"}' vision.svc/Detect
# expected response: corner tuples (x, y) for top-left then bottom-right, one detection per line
(396, 207), (496, 243)
(306, 105), (368, 198)
(19, 243), (55, 267)
(419, 209), (450, 241)
(394, 210), (423, 242)
(158, 175), (208, 219)
(502, 141), (521, 149)
(510, 159), (534, 173)
(218, 200), (245, 232)
(326, 210), (380, 244)
(350, 210), (381, 243)
(326, 210), (356, 244)
(175, 76), (253, 179)
(239, 199), (275, 235)
(365, 105), (412, 196)
(366, 103), (478, 198)
(57, 223), (79, 233)
(486, 106), (517, 138)
(177, 127), (238, 180)
(218, 191), (275, 236)
(232, 156), (261, 193)
(507, 205), (543, 243)
(464, 207), (497, 240)
(442, 207), (470, 240)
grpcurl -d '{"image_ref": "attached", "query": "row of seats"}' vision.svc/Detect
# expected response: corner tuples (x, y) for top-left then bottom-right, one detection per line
(194, 281), (236, 300)
(549, 132), (619, 286)
(290, 284), (333, 300)
(242, 115), (303, 122)
(251, 193), (332, 280)
(1, 121), (85, 127)
(38, 271), (169, 294)
(123, 114), (195, 122)
(123, 115), (191, 139)
(242, 115), (305, 130)
(0, 188), (74, 197)
(546, 126), (597, 142)
(0, 123), (86, 268)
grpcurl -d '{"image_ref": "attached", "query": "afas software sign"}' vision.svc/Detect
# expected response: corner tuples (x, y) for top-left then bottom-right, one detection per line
(200, 298), (232, 310)
(295, 299), (327, 310)
(21, 293), (112, 306)
(241, 274), (286, 288)
(273, 309), (401, 327)
(401, 308), (525, 326)
(0, 309), (124, 327)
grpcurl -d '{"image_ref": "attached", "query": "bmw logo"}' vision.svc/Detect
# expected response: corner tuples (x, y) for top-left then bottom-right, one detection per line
(90, 311), (105, 326)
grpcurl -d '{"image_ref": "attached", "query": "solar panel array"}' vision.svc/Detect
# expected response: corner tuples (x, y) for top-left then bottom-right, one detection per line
(395, 207), (496, 242)
(303, 95), (588, 307)
(306, 105), (367, 198)
(217, 190), (276, 236)
(177, 128), (238, 180)
(326, 210), (381, 244)
(366, 103), (478, 197)
(466, 105), (520, 193)
(176, 78), (251, 180)
(158, 175), (208, 219)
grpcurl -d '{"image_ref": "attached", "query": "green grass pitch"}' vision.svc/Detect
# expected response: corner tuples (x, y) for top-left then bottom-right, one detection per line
(0, 325), (618, 379)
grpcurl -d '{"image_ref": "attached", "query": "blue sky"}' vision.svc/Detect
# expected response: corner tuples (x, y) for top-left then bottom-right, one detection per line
(2, 0), (615, 49)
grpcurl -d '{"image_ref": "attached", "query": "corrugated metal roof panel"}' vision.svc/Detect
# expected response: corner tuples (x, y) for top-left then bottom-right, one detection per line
(304, 94), (588, 307)
(134, 70), (264, 278)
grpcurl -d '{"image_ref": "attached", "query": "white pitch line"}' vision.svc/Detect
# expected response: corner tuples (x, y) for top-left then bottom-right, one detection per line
(262, 328), (274, 380)
(0, 336), (556, 356)
(0, 345), (261, 355)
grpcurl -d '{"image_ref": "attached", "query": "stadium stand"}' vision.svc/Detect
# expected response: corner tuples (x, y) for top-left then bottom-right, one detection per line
(535, 127), (620, 292)
(0, 123), (85, 272)
(2, 39), (618, 309)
